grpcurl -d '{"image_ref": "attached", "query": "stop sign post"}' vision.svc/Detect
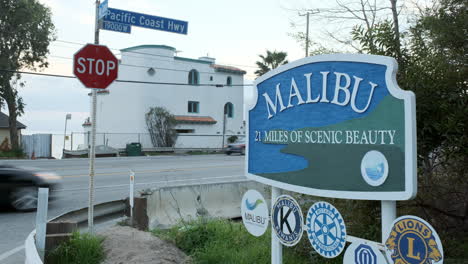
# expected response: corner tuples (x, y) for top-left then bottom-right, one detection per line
(74, 44), (118, 89)
(73, 43), (118, 234)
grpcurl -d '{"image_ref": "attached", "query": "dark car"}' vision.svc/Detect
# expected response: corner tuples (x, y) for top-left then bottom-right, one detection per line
(0, 165), (62, 211)
(225, 139), (246, 155)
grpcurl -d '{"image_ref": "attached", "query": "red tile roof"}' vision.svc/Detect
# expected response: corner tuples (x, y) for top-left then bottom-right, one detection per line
(174, 116), (217, 124)
(211, 64), (246, 75)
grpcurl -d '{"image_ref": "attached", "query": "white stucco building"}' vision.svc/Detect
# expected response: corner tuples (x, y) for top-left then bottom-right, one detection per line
(83, 44), (246, 149)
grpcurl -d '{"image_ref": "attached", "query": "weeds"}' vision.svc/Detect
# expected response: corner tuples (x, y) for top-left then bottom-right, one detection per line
(46, 232), (105, 264)
(153, 218), (314, 264)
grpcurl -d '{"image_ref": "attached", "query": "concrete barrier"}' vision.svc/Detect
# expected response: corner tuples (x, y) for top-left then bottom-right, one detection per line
(144, 180), (269, 230)
(25, 230), (41, 264)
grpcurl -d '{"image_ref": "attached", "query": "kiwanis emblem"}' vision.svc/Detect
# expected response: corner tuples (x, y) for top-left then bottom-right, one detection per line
(385, 216), (443, 264)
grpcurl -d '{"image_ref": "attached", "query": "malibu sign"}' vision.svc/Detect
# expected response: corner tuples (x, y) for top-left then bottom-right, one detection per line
(246, 54), (416, 200)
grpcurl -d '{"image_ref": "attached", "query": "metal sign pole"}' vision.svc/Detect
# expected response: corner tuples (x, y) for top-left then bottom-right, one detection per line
(381, 200), (396, 242)
(271, 187), (282, 264)
(88, 0), (100, 234)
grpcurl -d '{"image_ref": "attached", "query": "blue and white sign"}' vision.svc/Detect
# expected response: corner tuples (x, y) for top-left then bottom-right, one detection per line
(102, 21), (131, 33)
(306, 201), (346, 258)
(98, 0), (108, 19)
(271, 195), (303, 246)
(103, 8), (188, 35)
(343, 243), (387, 264)
(245, 54), (417, 201)
(385, 215), (443, 264)
(241, 189), (269, 237)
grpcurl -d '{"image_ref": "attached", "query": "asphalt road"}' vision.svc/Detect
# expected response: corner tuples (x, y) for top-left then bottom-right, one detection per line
(0, 154), (245, 263)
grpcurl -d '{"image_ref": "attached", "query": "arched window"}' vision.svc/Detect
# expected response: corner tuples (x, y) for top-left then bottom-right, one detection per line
(224, 102), (234, 118)
(188, 69), (199, 85)
(226, 76), (232, 86)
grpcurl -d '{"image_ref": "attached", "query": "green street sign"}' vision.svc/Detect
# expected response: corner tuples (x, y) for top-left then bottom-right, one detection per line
(246, 54), (416, 200)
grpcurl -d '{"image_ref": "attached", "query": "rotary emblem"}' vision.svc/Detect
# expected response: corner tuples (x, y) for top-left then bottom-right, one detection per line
(306, 201), (347, 258)
(385, 216), (443, 264)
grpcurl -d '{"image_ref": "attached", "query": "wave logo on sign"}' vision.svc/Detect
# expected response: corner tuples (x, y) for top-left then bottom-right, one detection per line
(245, 198), (263, 210)
(241, 190), (269, 237)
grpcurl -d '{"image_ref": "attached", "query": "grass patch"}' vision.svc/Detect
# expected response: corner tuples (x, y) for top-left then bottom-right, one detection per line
(46, 232), (105, 264)
(0, 148), (25, 158)
(153, 218), (333, 264)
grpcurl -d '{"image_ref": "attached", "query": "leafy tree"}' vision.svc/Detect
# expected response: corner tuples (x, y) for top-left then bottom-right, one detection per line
(352, 0), (467, 257)
(254, 50), (288, 77)
(145, 107), (178, 147)
(0, 0), (55, 149)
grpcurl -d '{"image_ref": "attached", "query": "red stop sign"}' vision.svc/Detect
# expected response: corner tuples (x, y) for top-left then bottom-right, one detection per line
(73, 44), (118, 89)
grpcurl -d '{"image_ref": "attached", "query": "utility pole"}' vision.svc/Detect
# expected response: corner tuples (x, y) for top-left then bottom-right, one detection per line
(299, 10), (319, 57)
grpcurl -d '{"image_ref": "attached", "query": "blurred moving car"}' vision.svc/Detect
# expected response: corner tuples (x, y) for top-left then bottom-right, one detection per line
(0, 165), (62, 211)
(63, 145), (119, 158)
(225, 139), (246, 155)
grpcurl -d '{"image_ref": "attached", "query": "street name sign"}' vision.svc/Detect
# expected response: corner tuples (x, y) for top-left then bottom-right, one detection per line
(102, 21), (131, 33)
(73, 44), (118, 89)
(103, 8), (188, 35)
(246, 54), (416, 200)
(98, 0), (108, 19)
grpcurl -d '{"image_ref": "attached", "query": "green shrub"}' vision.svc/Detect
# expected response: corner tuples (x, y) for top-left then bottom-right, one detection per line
(153, 218), (311, 264)
(46, 232), (105, 264)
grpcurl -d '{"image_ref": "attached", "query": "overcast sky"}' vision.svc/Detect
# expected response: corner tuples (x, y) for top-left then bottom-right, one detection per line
(12, 0), (415, 134)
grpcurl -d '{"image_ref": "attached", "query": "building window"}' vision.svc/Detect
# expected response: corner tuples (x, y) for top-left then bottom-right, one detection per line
(188, 69), (199, 85)
(226, 76), (232, 86)
(210, 76), (213, 81)
(147, 67), (155, 76)
(176, 129), (195, 134)
(224, 102), (234, 118)
(188, 101), (199, 113)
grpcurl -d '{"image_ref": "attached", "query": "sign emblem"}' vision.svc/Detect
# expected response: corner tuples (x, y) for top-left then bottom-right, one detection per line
(343, 243), (387, 264)
(246, 54), (416, 200)
(271, 195), (303, 246)
(306, 201), (346, 258)
(361, 150), (389, 186)
(241, 189), (269, 237)
(385, 215), (443, 264)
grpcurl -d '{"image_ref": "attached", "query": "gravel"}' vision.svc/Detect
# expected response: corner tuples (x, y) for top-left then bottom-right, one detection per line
(99, 226), (190, 264)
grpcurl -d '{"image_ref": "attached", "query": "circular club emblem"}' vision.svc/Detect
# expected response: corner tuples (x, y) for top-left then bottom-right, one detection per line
(343, 242), (387, 264)
(306, 201), (346, 258)
(385, 215), (444, 264)
(361, 150), (389, 186)
(271, 195), (303, 246)
(241, 189), (269, 237)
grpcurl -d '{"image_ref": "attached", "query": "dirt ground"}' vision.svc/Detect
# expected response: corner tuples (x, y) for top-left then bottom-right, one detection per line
(99, 226), (190, 264)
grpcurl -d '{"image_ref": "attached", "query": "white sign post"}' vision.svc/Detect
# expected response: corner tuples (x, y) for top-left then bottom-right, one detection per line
(129, 170), (135, 223)
(35, 188), (49, 261)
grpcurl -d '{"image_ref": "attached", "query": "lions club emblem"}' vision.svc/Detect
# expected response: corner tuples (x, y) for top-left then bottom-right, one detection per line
(385, 215), (443, 264)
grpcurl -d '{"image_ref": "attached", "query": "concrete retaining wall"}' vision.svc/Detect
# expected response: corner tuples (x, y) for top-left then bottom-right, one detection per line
(25, 230), (42, 264)
(144, 180), (269, 230)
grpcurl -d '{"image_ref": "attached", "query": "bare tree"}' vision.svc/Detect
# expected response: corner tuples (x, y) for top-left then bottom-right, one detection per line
(145, 107), (178, 147)
(288, 0), (405, 54)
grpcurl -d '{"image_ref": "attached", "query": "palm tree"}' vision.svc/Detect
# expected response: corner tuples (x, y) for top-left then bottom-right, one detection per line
(254, 50), (288, 77)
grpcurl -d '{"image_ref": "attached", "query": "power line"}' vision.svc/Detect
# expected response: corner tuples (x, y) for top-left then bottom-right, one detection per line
(0, 69), (253, 87)
(53, 39), (258, 69)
